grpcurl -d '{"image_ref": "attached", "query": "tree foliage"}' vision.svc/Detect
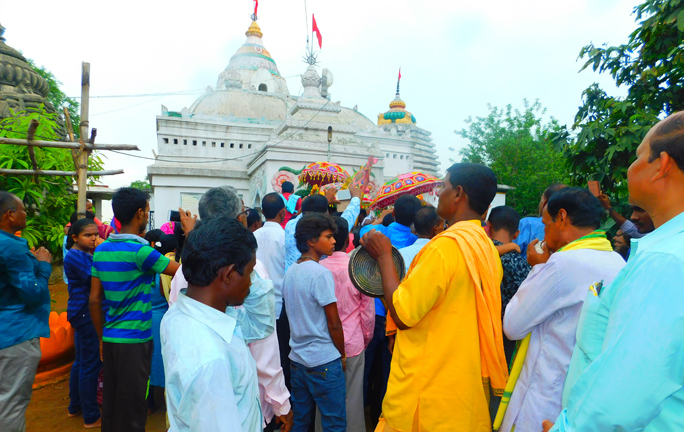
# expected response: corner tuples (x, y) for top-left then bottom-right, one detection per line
(28, 59), (81, 139)
(551, 0), (684, 201)
(129, 179), (151, 191)
(455, 100), (570, 217)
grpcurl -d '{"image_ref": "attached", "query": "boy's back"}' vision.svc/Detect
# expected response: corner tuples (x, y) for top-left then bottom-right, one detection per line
(92, 235), (169, 343)
(282, 260), (339, 368)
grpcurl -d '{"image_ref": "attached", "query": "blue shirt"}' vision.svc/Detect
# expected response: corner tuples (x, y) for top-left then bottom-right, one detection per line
(64, 249), (94, 328)
(284, 197), (361, 271)
(514, 217), (545, 256)
(0, 230), (52, 350)
(161, 292), (262, 432)
(360, 222), (418, 317)
(552, 211), (684, 432)
(283, 260), (340, 368)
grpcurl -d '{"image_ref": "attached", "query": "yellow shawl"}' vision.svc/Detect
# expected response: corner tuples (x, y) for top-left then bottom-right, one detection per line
(387, 220), (509, 397)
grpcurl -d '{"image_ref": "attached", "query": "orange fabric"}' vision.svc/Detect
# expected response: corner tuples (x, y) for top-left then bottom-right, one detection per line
(437, 221), (509, 396)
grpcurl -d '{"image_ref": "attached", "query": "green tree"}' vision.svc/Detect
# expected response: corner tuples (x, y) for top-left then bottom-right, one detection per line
(129, 179), (151, 191)
(0, 106), (104, 256)
(455, 100), (570, 217)
(551, 0), (684, 202)
(28, 59), (81, 138)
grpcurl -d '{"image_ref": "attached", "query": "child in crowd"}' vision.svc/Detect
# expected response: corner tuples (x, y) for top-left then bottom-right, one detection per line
(486, 205), (531, 364)
(319, 217), (374, 432)
(64, 217), (102, 429)
(89, 187), (179, 432)
(283, 213), (346, 432)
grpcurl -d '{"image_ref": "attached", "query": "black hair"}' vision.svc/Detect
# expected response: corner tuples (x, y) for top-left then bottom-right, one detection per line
(648, 111), (684, 171)
(70, 210), (95, 225)
(246, 208), (261, 229)
(393, 194), (423, 226)
(111, 187), (149, 225)
(413, 206), (442, 237)
(295, 213), (337, 253)
(301, 194), (329, 214)
(173, 219), (185, 262)
(0, 191), (19, 216)
(144, 229), (165, 244)
(332, 216), (349, 252)
(546, 187), (602, 230)
(281, 181), (295, 193)
(145, 229), (177, 256)
(445, 163), (497, 215)
(543, 183), (567, 202)
(66, 217), (98, 250)
(488, 205), (521, 236)
(382, 214), (395, 227)
(262, 192), (285, 219)
(181, 217), (257, 287)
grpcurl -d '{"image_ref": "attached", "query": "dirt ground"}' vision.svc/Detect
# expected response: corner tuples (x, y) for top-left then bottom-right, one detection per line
(26, 275), (167, 431)
(26, 382), (167, 432)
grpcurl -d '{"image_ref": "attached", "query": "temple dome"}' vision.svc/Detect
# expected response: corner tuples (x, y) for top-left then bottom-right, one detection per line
(215, 20), (289, 95)
(378, 93), (416, 125)
(189, 88), (287, 122)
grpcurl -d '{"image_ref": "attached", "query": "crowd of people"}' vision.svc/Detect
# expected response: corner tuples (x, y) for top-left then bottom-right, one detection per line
(0, 111), (683, 432)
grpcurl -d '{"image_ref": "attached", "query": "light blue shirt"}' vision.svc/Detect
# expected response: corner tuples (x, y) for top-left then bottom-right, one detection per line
(514, 216), (545, 256)
(161, 292), (262, 432)
(284, 197), (361, 271)
(552, 211), (684, 432)
(282, 260), (340, 368)
(399, 238), (430, 270)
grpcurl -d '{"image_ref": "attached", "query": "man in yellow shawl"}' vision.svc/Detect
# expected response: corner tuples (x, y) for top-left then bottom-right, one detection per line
(361, 163), (509, 432)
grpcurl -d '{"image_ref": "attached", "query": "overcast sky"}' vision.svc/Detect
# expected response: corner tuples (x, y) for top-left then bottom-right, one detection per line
(2, 0), (638, 191)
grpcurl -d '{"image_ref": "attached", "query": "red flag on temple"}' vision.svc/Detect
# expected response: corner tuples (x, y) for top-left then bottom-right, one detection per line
(254, 0), (258, 17)
(312, 14), (323, 49)
(398, 68), (402, 81)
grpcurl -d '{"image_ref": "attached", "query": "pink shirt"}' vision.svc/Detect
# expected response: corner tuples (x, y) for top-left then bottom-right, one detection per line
(320, 251), (375, 357)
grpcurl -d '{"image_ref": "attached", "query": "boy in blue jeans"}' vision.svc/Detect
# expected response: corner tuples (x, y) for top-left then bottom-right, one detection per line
(283, 213), (346, 431)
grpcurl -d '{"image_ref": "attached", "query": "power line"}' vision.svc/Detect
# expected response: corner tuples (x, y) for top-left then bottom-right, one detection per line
(109, 99), (331, 164)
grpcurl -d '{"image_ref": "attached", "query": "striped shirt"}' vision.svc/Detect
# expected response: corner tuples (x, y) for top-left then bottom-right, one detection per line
(92, 234), (170, 343)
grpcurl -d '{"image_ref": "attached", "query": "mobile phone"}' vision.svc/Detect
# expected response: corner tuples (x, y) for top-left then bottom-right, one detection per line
(588, 181), (601, 197)
(169, 210), (181, 222)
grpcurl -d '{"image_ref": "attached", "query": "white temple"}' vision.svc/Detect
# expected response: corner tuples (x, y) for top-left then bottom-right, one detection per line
(147, 19), (439, 219)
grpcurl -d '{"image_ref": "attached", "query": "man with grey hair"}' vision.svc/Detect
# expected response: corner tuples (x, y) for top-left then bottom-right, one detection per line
(167, 186), (293, 430)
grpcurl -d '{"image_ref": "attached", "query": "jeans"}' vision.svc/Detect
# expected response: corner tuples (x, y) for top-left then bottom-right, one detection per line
(69, 322), (102, 424)
(364, 314), (392, 424)
(291, 359), (346, 432)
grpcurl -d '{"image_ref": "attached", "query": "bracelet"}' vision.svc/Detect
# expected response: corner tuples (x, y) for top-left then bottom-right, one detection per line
(605, 207), (613, 213)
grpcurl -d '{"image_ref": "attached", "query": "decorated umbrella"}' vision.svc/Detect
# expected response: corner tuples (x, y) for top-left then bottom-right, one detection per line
(371, 171), (441, 209)
(298, 162), (349, 187)
(271, 170), (299, 193)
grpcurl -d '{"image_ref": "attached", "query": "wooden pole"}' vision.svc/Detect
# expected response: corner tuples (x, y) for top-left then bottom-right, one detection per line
(26, 119), (40, 182)
(63, 107), (79, 170)
(0, 137), (139, 151)
(0, 168), (124, 176)
(77, 62), (90, 219)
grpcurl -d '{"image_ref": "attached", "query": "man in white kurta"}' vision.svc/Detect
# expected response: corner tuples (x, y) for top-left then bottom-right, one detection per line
(500, 187), (626, 432)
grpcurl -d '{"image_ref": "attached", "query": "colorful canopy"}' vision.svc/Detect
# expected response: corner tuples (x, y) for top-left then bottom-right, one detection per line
(271, 170), (298, 193)
(299, 162), (349, 187)
(371, 171), (441, 209)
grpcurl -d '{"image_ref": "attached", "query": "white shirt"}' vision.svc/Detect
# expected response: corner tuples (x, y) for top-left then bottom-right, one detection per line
(500, 248), (626, 432)
(253, 221), (286, 318)
(162, 292), (262, 432)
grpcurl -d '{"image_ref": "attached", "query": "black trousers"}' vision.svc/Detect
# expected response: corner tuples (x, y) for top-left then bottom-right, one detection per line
(102, 341), (153, 432)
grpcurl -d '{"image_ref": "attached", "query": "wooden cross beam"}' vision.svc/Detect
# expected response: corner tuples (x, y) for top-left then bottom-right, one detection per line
(0, 62), (141, 219)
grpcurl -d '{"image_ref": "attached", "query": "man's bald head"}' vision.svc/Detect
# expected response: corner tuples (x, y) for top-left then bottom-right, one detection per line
(647, 111), (684, 172)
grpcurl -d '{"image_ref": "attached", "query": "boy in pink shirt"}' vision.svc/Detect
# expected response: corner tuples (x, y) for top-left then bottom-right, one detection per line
(320, 217), (374, 432)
